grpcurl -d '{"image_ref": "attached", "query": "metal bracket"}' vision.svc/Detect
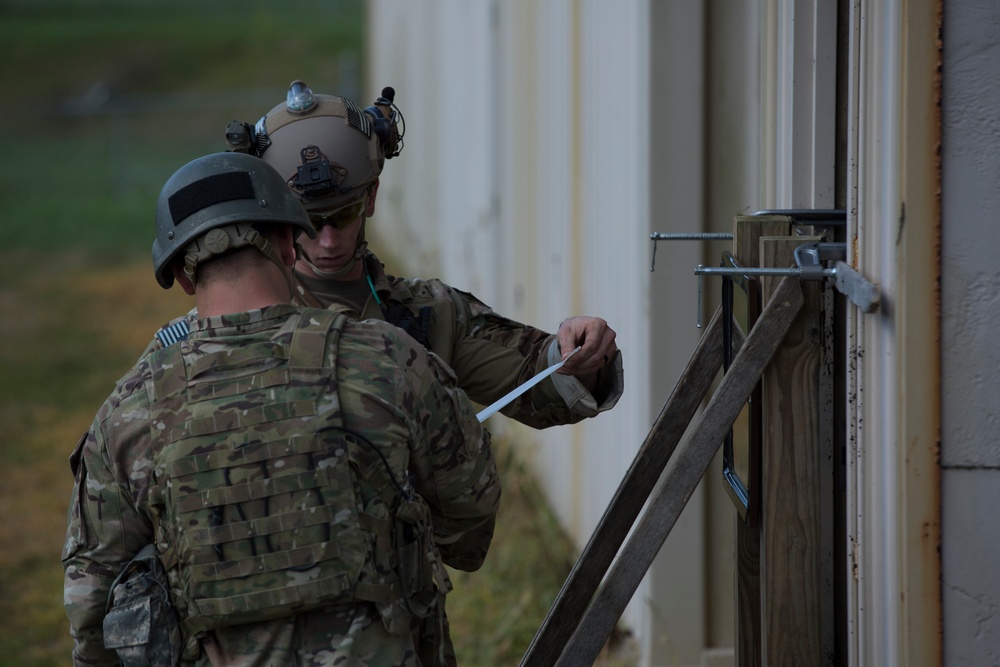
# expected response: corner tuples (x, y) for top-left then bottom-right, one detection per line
(649, 209), (879, 316)
(695, 261), (880, 313)
(648, 233), (736, 327)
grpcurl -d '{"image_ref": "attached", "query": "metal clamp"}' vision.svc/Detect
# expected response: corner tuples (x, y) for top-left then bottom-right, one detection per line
(649, 210), (878, 321)
(695, 244), (880, 313)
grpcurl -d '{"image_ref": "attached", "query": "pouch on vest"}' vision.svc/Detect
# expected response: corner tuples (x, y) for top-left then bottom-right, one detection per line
(344, 432), (444, 636)
(103, 543), (181, 667)
(395, 494), (450, 619)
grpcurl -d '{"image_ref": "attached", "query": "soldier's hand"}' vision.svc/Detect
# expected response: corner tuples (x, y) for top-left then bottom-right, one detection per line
(555, 316), (618, 382)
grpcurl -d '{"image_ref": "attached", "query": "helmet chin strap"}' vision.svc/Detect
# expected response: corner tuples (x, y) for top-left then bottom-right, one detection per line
(297, 218), (368, 280)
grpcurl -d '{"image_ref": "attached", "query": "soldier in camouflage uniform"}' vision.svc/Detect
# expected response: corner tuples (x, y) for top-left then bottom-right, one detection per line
(148, 80), (624, 428)
(63, 152), (501, 667)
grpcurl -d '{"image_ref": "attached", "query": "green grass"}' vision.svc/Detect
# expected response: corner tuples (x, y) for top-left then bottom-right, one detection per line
(0, 0), (366, 253)
(447, 444), (579, 664)
(0, 6), (630, 666)
(0, 252), (196, 666)
(0, 1), (364, 106)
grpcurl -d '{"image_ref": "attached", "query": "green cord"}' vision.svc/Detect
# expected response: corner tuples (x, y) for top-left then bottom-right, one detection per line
(366, 274), (383, 306)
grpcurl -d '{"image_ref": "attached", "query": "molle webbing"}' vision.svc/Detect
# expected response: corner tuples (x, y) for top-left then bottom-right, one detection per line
(146, 310), (402, 636)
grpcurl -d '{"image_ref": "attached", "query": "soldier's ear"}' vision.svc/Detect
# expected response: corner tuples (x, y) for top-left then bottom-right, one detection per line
(276, 226), (297, 268)
(171, 264), (196, 295)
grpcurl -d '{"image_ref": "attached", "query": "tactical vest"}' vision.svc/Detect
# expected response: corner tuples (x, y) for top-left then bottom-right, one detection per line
(143, 309), (444, 643)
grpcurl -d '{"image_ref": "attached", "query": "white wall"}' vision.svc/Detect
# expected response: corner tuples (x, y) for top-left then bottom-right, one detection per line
(365, 1), (984, 666)
(366, 0), (667, 662)
(844, 0), (942, 664)
(941, 2), (1000, 664)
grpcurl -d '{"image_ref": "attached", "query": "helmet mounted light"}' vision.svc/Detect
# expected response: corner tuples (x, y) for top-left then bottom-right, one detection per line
(362, 86), (404, 159)
(286, 80), (317, 114)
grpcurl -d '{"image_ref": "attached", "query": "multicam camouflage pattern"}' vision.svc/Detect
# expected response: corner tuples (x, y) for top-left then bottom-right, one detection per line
(142, 250), (625, 429)
(64, 304), (500, 666)
(103, 544), (182, 666)
(295, 251), (553, 420)
(147, 309), (420, 638)
(298, 250), (624, 427)
(123, 249), (623, 666)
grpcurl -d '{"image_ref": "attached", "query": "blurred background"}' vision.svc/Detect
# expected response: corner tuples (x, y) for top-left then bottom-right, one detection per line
(0, 2), (588, 665)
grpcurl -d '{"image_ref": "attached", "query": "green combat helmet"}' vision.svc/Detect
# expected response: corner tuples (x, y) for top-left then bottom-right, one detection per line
(151, 152), (315, 289)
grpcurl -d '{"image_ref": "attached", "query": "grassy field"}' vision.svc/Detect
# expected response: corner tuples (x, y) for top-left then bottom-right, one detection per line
(0, 4), (637, 666)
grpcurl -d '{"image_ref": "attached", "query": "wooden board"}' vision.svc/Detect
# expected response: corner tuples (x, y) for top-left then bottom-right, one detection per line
(519, 307), (726, 667)
(551, 276), (805, 667)
(757, 236), (833, 666)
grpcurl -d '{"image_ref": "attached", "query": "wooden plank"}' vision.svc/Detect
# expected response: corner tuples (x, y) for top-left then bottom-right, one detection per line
(519, 307), (726, 667)
(732, 214), (789, 667)
(734, 215), (792, 266)
(735, 519), (761, 667)
(552, 275), (805, 667)
(758, 236), (832, 666)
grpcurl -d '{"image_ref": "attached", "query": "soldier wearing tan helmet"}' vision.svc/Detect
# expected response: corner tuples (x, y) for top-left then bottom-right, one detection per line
(63, 152), (500, 667)
(221, 80), (624, 429)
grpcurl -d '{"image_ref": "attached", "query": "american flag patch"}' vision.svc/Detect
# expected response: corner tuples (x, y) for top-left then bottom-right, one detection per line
(155, 320), (190, 348)
(344, 98), (372, 138)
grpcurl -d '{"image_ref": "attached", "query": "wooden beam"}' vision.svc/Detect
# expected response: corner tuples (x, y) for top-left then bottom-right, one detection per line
(732, 215), (791, 667)
(520, 307), (726, 667)
(758, 236), (832, 666)
(553, 275), (805, 667)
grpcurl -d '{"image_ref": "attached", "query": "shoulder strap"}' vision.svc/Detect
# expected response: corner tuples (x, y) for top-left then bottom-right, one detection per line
(288, 309), (347, 369)
(147, 341), (187, 403)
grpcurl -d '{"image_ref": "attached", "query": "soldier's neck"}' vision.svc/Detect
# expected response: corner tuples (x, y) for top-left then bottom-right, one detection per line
(195, 273), (291, 318)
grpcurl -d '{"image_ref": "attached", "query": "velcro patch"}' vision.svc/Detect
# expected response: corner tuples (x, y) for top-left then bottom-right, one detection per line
(168, 172), (255, 226)
(155, 320), (190, 348)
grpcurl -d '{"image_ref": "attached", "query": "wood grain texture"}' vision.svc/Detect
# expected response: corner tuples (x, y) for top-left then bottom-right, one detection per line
(758, 237), (831, 667)
(519, 308), (726, 667)
(553, 276), (805, 667)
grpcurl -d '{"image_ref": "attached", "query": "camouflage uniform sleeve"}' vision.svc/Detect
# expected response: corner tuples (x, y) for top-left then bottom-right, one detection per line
(434, 284), (622, 429)
(62, 378), (155, 666)
(391, 327), (502, 572)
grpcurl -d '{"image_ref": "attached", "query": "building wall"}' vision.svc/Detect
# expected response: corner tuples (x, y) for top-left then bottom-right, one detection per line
(364, 0), (996, 665)
(940, 2), (1000, 664)
(365, 1), (678, 662)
